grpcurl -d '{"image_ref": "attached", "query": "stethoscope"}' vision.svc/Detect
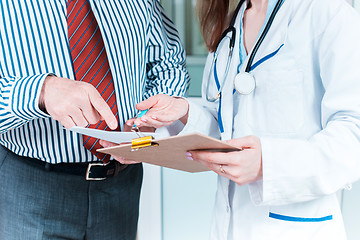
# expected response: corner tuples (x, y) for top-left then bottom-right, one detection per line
(205, 0), (284, 102)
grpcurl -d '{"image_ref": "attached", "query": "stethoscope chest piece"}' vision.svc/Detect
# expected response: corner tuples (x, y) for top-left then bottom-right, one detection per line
(234, 72), (255, 95)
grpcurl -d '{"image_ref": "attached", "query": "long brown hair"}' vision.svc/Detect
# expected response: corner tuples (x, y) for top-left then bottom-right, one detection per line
(197, 0), (248, 52)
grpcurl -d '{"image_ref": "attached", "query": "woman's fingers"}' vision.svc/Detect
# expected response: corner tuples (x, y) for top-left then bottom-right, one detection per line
(188, 151), (236, 166)
(186, 151), (234, 178)
(130, 115), (173, 128)
(131, 95), (189, 128)
(225, 135), (260, 149)
(186, 136), (263, 185)
(191, 156), (229, 177)
(135, 94), (165, 110)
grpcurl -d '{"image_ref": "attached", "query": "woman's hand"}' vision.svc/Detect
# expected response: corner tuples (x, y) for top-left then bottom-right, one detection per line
(187, 136), (263, 185)
(125, 94), (189, 128)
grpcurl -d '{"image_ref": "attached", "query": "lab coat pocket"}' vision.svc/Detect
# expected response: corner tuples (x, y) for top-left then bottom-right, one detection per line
(268, 203), (333, 223)
(268, 212), (333, 222)
(246, 69), (304, 134)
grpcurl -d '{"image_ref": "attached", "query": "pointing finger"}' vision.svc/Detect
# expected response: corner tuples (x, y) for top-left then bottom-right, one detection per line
(88, 89), (118, 130)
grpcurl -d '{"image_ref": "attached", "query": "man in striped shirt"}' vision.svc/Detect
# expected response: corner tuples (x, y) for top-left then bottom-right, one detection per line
(0, 0), (189, 239)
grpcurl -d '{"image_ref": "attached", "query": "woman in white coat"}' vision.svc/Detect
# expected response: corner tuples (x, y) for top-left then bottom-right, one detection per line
(105, 0), (360, 239)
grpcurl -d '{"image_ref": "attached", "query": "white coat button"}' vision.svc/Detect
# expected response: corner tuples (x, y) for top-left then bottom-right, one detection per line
(226, 206), (230, 213)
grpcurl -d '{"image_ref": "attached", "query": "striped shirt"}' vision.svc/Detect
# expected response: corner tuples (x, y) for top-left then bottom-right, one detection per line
(0, 0), (189, 164)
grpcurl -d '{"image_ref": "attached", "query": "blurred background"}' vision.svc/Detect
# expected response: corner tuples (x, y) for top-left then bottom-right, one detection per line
(137, 1), (360, 239)
(161, 0), (207, 98)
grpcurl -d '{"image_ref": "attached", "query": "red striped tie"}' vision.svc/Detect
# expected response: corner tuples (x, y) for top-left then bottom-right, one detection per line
(67, 0), (119, 162)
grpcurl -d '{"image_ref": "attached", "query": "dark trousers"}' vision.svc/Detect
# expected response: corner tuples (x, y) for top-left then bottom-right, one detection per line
(0, 145), (142, 240)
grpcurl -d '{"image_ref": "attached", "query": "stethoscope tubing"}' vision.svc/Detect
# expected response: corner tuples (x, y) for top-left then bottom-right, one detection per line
(205, 0), (285, 134)
(205, 3), (243, 102)
(206, 0), (284, 102)
(244, 0), (285, 72)
(206, 44), (234, 102)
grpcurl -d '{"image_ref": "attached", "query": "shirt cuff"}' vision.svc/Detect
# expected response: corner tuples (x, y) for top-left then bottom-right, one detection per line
(179, 99), (207, 135)
(155, 120), (185, 138)
(10, 73), (51, 120)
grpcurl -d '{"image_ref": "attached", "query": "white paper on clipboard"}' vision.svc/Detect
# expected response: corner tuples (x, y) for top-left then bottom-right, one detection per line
(70, 126), (159, 144)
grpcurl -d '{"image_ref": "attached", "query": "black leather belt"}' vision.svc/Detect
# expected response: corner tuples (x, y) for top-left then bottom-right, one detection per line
(21, 156), (127, 180)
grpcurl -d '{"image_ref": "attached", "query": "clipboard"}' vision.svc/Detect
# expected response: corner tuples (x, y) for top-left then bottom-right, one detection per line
(97, 133), (241, 173)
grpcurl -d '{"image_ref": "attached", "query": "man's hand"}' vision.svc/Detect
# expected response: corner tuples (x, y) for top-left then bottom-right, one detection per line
(99, 140), (141, 164)
(39, 75), (118, 129)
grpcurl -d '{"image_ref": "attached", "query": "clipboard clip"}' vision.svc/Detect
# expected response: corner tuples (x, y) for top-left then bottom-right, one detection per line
(131, 125), (158, 151)
(131, 126), (145, 138)
(131, 135), (159, 151)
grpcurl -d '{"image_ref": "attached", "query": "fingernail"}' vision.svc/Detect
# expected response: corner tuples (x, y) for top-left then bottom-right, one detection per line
(151, 116), (158, 120)
(187, 156), (194, 161)
(141, 118), (147, 122)
(186, 152), (192, 157)
(126, 122), (132, 126)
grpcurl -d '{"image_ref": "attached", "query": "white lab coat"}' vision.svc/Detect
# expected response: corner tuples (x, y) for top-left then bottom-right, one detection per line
(179, 0), (360, 239)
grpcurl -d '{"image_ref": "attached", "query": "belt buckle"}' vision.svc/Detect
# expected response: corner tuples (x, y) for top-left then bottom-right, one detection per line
(86, 162), (108, 181)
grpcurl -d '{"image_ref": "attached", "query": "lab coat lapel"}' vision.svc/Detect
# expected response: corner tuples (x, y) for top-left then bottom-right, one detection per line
(244, 0), (291, 69)
(220, 72), (235, 141)
(219, 8), (246, 141)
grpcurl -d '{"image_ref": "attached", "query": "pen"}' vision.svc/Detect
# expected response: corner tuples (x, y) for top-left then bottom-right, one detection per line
(133, 109), (149, 127)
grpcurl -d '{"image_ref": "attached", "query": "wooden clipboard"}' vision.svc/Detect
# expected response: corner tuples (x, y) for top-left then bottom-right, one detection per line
(97, 133), (240, 173)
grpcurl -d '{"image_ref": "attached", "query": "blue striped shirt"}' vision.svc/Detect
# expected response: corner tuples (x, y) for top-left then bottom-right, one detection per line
(0, 0), (189, 163)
